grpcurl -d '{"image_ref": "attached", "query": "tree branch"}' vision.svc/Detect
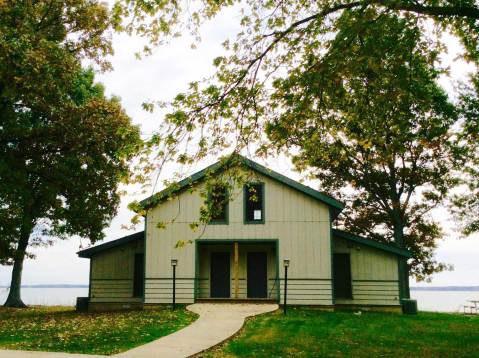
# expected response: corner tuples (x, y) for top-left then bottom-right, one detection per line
(376, 0), (479, 19)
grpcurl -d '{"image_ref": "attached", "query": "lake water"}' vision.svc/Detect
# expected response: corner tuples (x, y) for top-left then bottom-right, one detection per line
(0, 287), (477, 312)
(411, 291), (479, 313)
(0, 287), (88, 306)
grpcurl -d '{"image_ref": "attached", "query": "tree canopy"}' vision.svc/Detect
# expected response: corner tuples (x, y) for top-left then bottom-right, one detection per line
(0, 1), (141, 307)
(116, 0), (479, 286)
(266, 11), (458, 281)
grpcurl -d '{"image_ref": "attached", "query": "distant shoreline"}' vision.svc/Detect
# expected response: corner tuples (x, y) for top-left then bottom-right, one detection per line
(0, 284), (88, 288)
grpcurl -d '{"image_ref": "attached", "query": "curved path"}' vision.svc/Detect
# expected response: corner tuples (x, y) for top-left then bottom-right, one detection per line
(117, 303), (278, 358)
(0, 303), (278, 358)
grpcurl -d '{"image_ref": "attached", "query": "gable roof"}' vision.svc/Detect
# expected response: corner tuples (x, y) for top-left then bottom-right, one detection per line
(333, 229), (411, 258)
(138, 154), (345, 217)
(77, 231), (144, 258)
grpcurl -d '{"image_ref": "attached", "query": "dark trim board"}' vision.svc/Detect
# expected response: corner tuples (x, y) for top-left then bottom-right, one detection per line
(77, 231), (144, 258)
(91, 278), (133, 281)
(275, 240), (280, 300)
(196, 238), (279, 244)
(146, 277), (197, 280)
(337, 297), (400, 301)
(329, 208), (335, 304)
(88, 260), (92, 299)
(277, 278), (332, 281)
(353, 279), (399, 283)
(194, 240), (199, 301)
(143, 216), (147, 304)
(333, 229), (411, 258)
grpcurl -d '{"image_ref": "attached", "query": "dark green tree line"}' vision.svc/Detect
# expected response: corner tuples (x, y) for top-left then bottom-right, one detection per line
(0, 1), (141, 307)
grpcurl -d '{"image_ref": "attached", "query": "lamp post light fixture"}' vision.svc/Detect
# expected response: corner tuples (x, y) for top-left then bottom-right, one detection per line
(171, 259), (178, 310)
(283, 259), (290, 315)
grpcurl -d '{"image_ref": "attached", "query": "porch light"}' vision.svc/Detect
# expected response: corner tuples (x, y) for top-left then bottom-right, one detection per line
(171, 259), (178, 267)
(283, 259), (290, 268)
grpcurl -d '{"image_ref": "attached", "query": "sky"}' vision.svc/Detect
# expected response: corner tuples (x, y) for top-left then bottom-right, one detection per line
(1, 5), (478, 288)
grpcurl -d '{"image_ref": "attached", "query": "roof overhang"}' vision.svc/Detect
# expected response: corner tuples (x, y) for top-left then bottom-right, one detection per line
(77, 231), (144, 258)
(333, 229), (412, 258)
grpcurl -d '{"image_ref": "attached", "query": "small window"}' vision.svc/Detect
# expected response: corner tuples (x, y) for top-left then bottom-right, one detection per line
(208, 184), (228, 224)
(244, 183), (264, 224)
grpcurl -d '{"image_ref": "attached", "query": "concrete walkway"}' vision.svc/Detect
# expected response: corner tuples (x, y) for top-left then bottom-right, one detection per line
(0, 303), (278, 358)
(117, 303), (278, 358)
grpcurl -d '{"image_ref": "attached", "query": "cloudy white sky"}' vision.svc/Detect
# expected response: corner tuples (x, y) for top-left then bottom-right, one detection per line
(1, 6), (478, 288)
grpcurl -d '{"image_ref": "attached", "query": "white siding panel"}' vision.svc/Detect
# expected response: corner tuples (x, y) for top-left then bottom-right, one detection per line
(145, 171), (333, 305)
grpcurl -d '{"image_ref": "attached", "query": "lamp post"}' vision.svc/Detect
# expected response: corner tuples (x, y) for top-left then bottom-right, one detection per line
(171, 259), (178, 310)
(283, 259), (290, 315)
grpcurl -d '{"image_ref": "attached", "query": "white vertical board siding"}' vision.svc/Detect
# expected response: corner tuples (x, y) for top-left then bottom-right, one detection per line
(90, 240), (143, 303)
(145, 171), (333, 305)
(333, 237), (400, 306)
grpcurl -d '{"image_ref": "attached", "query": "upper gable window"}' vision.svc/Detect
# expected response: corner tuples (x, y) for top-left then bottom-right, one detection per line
(244, 183), (265, 224)
(208, 184), (229, 224)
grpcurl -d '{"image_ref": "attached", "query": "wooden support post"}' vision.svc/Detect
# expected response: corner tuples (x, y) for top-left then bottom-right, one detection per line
(234, 242), (239, 299)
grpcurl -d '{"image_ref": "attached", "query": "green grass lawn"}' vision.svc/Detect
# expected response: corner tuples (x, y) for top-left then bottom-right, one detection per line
(0, 305), (196, 355)
(201, 308), (479, 358)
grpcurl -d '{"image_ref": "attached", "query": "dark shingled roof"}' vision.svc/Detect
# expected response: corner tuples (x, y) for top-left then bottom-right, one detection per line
(77, 231), (144, 258)
(333, 229), (411, 258)
(138, 154), (345, 218)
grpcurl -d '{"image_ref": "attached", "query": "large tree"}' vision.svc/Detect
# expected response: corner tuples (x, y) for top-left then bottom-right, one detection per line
(265, 12), (459, 294)
(451, 75), (479, 236)
(0, 1), (141, 307)
(116, 0), (478, 290)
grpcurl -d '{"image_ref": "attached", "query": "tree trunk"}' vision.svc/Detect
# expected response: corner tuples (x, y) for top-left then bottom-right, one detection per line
(393, 220), (410, 300)
(3, 225), (32, 308)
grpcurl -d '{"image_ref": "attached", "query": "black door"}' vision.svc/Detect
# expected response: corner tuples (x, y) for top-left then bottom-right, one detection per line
(247, 252), (268, 298)
(133, 253), (144, 298)
(210, 252), (230, 298)
(333, 253), (353, 299)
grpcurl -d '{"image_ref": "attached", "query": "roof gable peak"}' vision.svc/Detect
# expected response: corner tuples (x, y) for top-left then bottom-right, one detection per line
(137, 154), (344, 215)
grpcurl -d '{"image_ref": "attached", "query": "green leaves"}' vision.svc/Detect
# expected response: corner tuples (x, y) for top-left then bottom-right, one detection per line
(0, 2), (141, 264)
(112, 0), (479, 279)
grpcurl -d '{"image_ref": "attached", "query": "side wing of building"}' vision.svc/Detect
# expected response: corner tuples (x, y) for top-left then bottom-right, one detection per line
(332, 232), (404, 308)
(78, 233), (145, 311)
